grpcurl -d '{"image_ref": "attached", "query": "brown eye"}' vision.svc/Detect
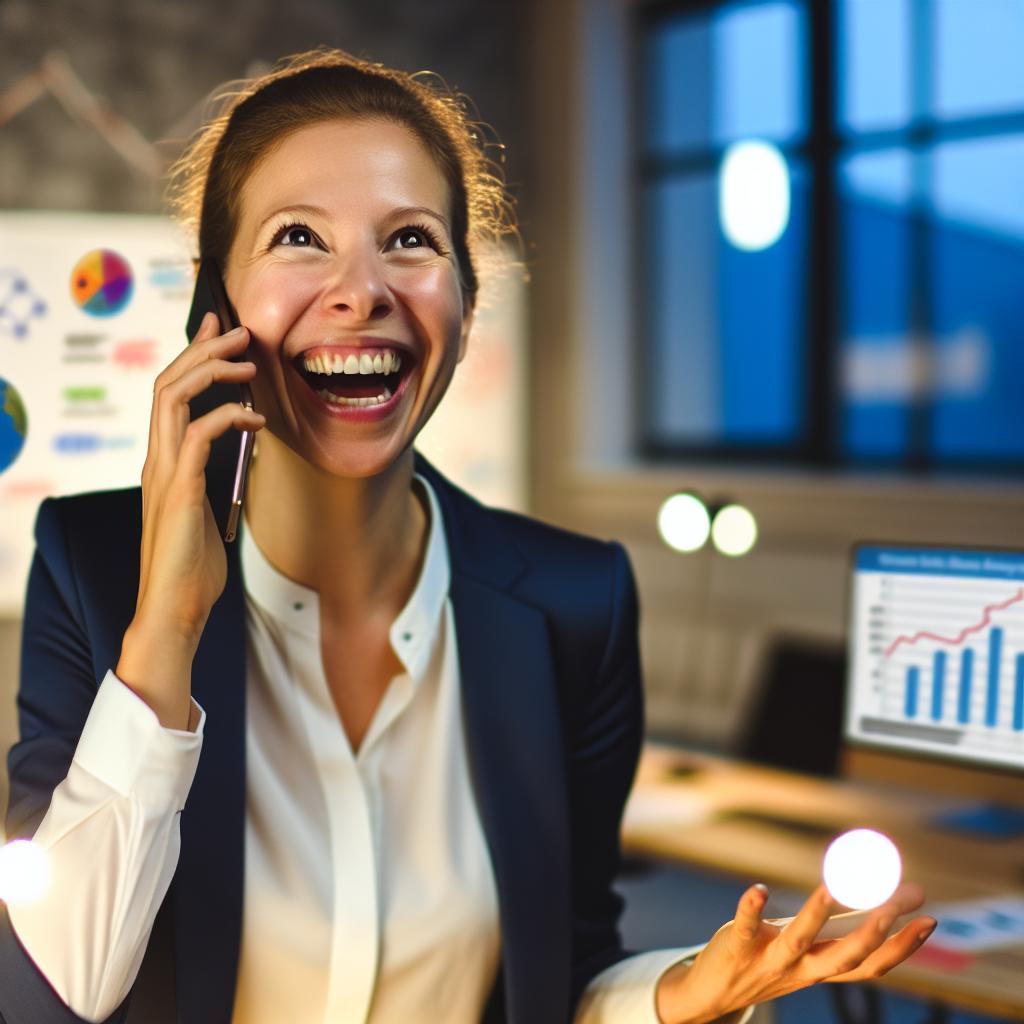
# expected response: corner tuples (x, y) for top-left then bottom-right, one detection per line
(279, 225), (314, 247)
(396, 229), (426, 249)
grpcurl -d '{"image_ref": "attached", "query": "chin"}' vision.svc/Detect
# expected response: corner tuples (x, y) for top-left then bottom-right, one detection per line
(303, 436), (415, 482)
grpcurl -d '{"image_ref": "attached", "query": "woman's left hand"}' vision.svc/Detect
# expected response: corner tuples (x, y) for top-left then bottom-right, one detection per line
(654, 881), (934, 1024)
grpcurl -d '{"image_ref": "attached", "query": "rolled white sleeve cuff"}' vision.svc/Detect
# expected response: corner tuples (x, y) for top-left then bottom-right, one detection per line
(575, 947), (756, 1024)
(74, 669), (205, 809)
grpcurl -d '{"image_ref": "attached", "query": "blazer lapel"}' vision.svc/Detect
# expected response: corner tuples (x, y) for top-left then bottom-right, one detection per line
(453, 578), (571, 1024)
(420, 456), (571, 1024)
(173, 539), (247, 1024)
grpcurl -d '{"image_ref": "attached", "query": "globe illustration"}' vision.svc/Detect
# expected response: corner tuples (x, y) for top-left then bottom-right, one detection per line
(70, 249), (134, 317)
(0, 378), (28, 474)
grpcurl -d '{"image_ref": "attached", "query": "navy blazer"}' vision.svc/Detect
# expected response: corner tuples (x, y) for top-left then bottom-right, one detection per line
(1, 454), (644, 1024)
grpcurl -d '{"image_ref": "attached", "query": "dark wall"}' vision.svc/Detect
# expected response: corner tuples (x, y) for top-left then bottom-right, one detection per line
(0, 0), (528, 219)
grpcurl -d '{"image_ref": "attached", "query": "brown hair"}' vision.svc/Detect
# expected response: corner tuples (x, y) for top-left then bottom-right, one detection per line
(165, 47), (516, 306)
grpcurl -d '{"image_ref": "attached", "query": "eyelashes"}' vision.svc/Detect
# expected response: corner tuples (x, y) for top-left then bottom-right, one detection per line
(264, 219), (450, 257)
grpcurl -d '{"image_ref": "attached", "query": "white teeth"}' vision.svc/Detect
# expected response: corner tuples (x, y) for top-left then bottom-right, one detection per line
(314, 384), (395, 407)
(302, 350), (407, 375)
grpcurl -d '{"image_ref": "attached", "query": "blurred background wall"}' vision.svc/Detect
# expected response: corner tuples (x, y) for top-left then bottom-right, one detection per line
(2, 0), (1024, 807)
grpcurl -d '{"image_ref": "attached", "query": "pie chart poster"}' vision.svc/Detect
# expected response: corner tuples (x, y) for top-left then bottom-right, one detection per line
(0, 212), (194, 615)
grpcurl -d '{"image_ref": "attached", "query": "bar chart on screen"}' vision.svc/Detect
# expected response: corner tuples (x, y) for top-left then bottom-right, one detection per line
(846, 546), (1024, 772)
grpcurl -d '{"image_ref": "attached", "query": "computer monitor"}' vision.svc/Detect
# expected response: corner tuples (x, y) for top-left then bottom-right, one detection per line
(846, 543), (1024, 777)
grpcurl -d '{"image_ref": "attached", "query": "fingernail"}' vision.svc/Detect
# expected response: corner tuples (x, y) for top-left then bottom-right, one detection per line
(753, 883), (768, 896)
(227, 326), (246, 337)
(918, 921), (937, 942)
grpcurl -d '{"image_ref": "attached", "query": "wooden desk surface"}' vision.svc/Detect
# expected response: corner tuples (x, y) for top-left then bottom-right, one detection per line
(623, 745), (1024, 1022)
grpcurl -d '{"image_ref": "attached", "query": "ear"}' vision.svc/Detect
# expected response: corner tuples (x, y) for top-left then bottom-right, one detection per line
(456, 303), (474, 364)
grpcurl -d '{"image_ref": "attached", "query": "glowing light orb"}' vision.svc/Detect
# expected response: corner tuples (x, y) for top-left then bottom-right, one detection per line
(710, 504), (758, 557)
(823, 829), (901, 910)
(657, 493), (711, 553)
(719, 141), (791, 251)
(0, 840), (51, 906)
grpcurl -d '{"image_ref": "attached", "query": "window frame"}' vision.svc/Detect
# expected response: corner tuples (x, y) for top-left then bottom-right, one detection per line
(634, 0), (1024, 476)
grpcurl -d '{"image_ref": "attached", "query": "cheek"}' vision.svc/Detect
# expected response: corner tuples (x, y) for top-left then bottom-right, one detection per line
(232, 264), (322, 343)
(397, 270), (466, 359)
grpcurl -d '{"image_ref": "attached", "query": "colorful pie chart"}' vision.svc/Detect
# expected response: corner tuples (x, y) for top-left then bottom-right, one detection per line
(70, 249), (134, 317)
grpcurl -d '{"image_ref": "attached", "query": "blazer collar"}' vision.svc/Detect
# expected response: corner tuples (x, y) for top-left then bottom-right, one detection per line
(176, 454), (570, 1024)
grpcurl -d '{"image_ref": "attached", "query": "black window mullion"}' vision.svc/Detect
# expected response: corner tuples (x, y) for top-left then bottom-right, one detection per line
(805, 0), (837, 465)
(906, 0), (934, 472)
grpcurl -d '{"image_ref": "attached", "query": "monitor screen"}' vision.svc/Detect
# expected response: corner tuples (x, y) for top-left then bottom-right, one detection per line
(846, 544), (1024, 774)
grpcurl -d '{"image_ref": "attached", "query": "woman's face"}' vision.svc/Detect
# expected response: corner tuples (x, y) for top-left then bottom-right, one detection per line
(223, 117), (472, 478)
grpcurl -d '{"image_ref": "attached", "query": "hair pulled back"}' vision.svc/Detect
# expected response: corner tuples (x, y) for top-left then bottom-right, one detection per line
(166, 48), (516, 306)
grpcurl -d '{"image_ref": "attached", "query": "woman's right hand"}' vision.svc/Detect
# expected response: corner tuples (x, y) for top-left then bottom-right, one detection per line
(116, 312), (265, 728)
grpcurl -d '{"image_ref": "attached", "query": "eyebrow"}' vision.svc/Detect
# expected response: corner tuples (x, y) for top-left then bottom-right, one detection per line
(255, 203), (451, 235)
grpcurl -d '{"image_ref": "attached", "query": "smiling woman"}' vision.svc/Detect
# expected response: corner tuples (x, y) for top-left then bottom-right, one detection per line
(1, 47), (932, 1024)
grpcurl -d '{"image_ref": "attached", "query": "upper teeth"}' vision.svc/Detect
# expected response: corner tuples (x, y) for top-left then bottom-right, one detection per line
(302, 351), (403, 375)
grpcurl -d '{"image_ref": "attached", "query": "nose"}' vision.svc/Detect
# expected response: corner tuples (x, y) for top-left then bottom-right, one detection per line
(321, 247), (393, 323)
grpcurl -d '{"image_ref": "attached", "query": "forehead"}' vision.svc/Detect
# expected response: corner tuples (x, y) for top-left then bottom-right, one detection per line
(238, 118), (450, 228)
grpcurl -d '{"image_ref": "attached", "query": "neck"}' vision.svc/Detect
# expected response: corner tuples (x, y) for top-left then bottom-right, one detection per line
(244, 432), (428, 620)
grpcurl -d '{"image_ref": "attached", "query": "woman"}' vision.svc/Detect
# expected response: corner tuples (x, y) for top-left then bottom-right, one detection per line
(1, 49), (931, 1024)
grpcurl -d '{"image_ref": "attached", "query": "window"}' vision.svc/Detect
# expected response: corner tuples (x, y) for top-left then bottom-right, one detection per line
(638, 0), (1024, 472)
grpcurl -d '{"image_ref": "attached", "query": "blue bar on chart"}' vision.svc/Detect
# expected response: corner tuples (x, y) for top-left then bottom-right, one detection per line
(1015, 655), (1024, 732)
(986, 628), (1003, 728)
(906, 666), (919, 718)
(958, 648), (974, 725)
(932, 650), (947, 721)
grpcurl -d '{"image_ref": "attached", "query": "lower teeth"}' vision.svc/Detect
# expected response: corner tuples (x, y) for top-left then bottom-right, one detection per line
(315, 386), (393, 407)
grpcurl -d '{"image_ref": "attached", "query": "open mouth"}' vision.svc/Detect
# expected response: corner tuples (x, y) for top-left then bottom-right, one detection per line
(294, 348), (412, 409)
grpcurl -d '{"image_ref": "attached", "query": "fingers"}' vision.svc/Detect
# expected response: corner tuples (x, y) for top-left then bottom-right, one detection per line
(823, 915), (937, 983)
(175, 402), (265, 488)
(192, 310), (222, 342)
(776, 884), (837, 964)
(148, 322), (250, 456)
(800, 882), (928, 981)
(153, 356), (257, 468)
(732, 883), (769, 943)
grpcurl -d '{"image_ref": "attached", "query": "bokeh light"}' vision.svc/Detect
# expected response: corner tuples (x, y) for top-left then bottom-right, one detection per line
(0, 840), (51, 906)
(719, 140), (791, 251)
(823, 829), (902, 910)
(657, 493), (711, 553)
(710, 503), (758, 557)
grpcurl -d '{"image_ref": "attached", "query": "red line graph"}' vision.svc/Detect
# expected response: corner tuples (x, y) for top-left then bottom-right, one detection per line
(885, 587), (1024, 658)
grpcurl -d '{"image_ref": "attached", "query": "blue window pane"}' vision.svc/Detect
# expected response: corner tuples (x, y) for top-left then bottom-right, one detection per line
(712, 1), (806, 145)
(933, 135), (1024, 242)
(839, 150), (915, 459)
(837, 0), (912, 133)
(646, 176), (721, 440)
(644, 14), (714, 153)
(645, 160), (808, 447)
(930, 135), (1024, 460)
(934, 0), (1024, 120)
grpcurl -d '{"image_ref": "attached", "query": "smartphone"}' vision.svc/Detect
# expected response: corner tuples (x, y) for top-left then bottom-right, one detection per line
(185, 259), (255, 543)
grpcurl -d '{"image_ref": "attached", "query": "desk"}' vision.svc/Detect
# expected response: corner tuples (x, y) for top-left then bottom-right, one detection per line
(622, 745), (1024, 1022)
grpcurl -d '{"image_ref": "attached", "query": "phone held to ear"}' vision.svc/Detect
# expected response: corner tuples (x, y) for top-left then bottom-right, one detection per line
(185, 259), (256, 543)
